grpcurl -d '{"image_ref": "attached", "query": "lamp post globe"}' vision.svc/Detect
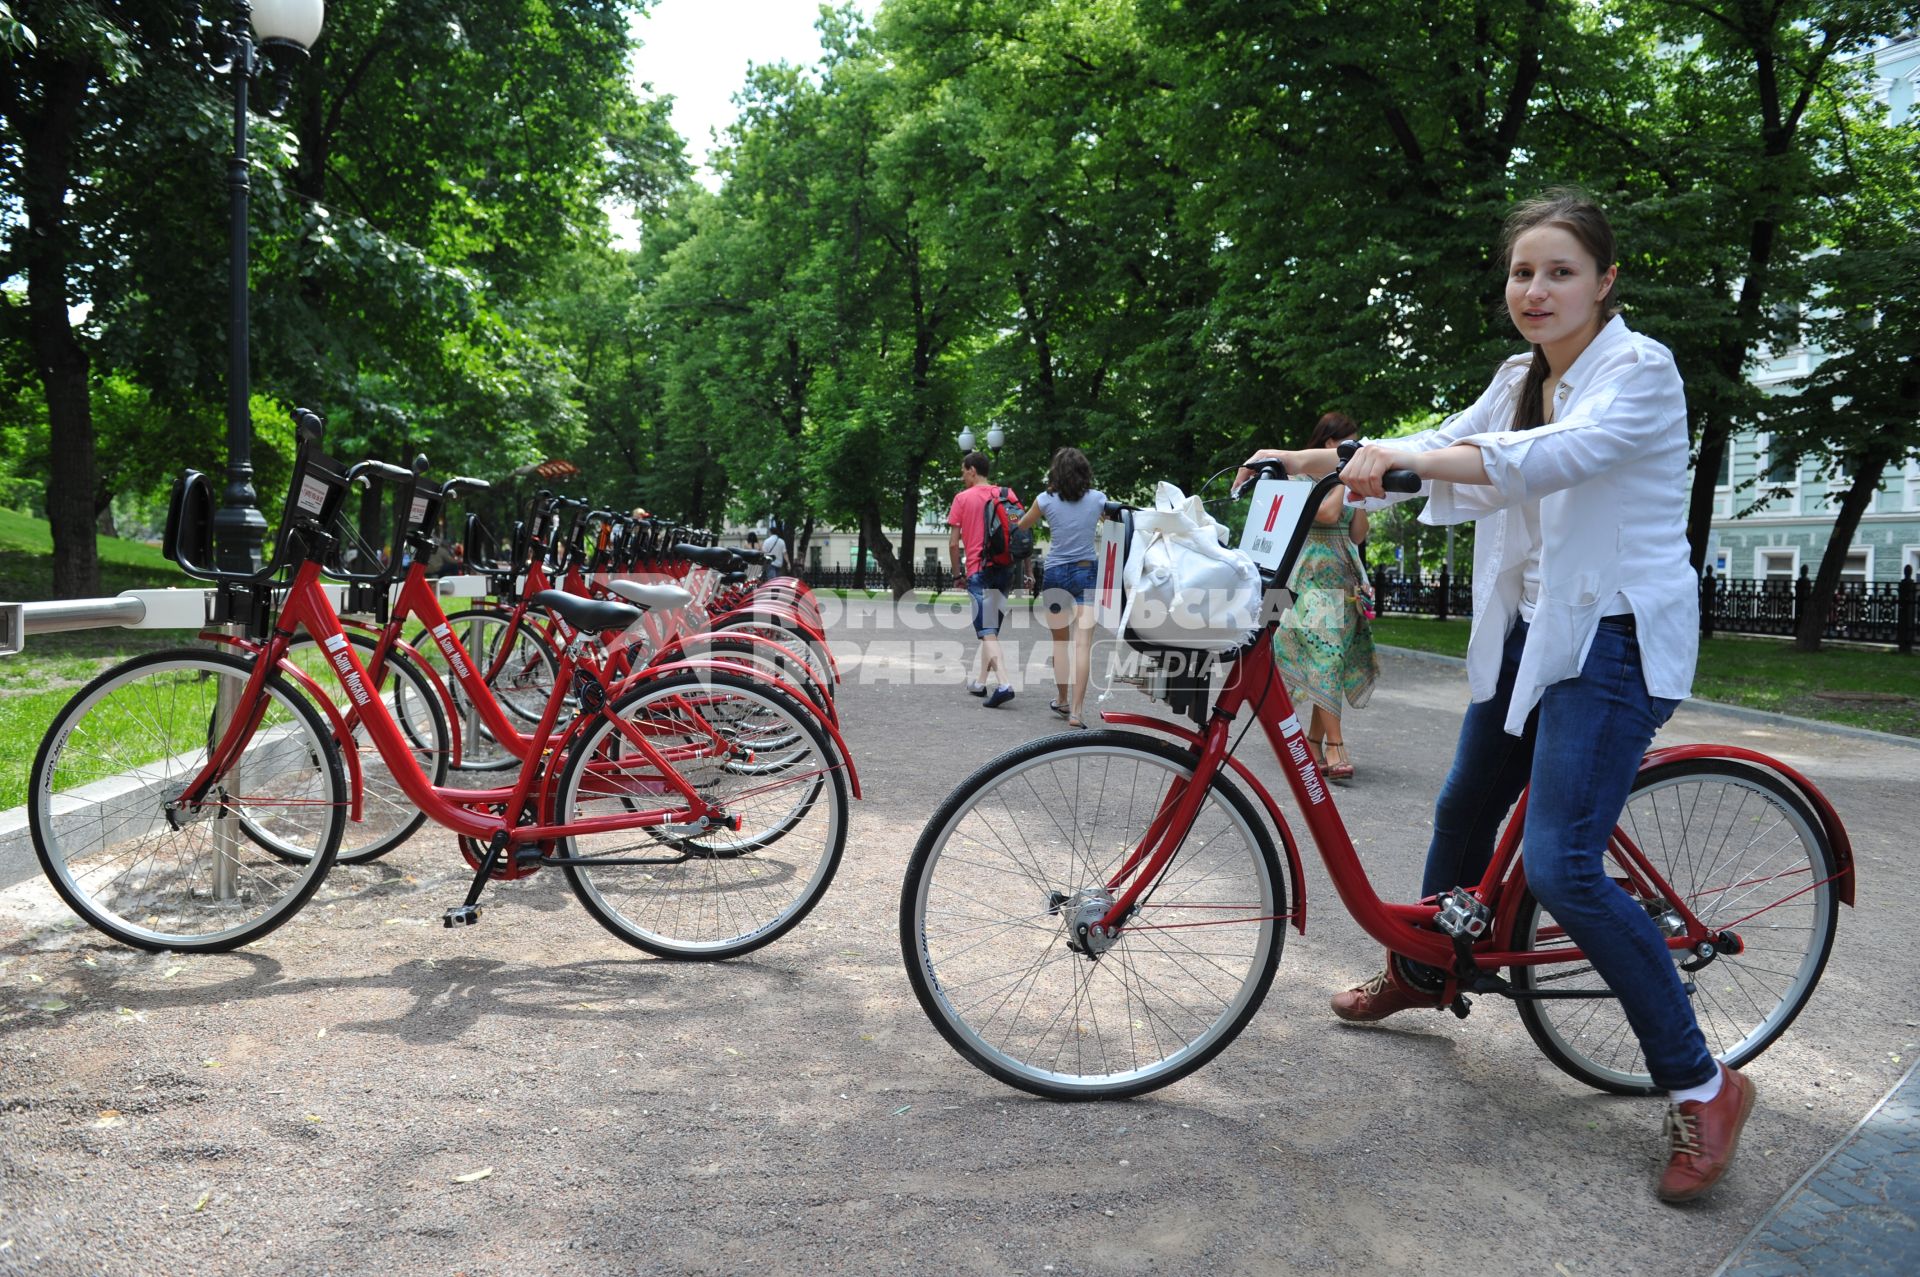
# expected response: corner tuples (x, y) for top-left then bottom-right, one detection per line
(252, 0), (325, 47)
(957, 427), (976, 454)
(985, 423), (1006, 453)
(212, 0), (325, 573)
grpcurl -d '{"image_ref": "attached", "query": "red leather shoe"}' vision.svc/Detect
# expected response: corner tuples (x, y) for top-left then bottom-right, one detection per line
(1330, 962), (1444, 1022)
(1657, 1064), (1757, 1203)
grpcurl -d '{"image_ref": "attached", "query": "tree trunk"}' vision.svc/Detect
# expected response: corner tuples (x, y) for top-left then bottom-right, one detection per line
(856, 503), (910, 600)
(19, 55), (100, 598)
(1793, 449), (1891, 652)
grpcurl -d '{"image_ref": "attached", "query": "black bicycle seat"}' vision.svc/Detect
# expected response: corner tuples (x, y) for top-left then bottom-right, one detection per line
(527, 589), (641, 634)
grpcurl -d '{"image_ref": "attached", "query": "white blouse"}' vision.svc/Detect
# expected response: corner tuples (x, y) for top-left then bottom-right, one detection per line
(1371, 316), (1698, 735)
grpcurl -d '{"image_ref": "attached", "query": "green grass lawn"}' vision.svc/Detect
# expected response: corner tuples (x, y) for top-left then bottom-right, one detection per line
(1, 510), (199, 808)
(1373, 615), (1920, 738)
(0, 506), (190, 601)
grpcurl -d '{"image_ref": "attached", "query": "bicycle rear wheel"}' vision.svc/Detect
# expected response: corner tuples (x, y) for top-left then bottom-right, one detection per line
(29, 650), (345, 952)
(555, 670), (848, 959)
(1510, 759), (1840, 1095)
(901, 730), (1283, 1100)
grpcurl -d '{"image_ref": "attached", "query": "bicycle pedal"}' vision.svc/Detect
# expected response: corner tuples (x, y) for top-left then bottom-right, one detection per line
(442, 904), (483, 928)
(1447, 993), (1472, 1020)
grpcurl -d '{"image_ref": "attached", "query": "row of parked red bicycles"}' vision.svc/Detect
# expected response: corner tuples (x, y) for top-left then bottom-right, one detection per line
(28, 412), (856, 959)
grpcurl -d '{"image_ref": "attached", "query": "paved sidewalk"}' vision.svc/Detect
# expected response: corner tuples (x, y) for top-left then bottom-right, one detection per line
(1716, 1060), (1920, 1277)
(2, 603), (1915, 1276)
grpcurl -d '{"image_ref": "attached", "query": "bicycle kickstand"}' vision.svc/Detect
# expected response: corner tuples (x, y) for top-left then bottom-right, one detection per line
(444, 830), (510, 928)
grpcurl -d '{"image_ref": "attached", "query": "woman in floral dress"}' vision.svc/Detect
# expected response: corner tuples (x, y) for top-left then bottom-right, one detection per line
(1272, 412), (1379, 781)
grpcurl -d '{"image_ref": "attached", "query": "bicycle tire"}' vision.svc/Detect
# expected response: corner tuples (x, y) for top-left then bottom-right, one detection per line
(279, 632), (449, 864)
(555, 669), (848, 959)
(901, 730), (1284, 1100)
(1509, 759), (1840, 1096)
(28, 649), (345, 953)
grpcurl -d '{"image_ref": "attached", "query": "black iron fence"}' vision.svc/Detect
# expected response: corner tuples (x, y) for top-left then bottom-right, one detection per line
(1371, 564), (1917, 652)
(804, 563), (954, 592)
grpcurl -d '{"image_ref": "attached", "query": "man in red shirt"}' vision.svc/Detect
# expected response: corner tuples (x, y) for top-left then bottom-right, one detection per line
(947, 451), (1017, 707)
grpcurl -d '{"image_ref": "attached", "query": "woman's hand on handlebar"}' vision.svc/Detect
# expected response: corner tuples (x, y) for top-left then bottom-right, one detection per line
(1339, 444), (1422, 500)
(1233, 449), (1297, 496)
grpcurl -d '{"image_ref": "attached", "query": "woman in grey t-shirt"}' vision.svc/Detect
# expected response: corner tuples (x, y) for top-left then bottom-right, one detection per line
(1016, 447), (1105, 727)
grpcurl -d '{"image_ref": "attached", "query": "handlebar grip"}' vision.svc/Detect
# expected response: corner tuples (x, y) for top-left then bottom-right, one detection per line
(348, 459), (414, 485)
(443, 475), (491, 496)
(1335, 439), (1421, 494)
(1102, 500), (1130, 521)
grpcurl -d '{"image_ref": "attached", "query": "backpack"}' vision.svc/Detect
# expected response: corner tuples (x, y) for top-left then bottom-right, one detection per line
(981, 486), (1033, 567)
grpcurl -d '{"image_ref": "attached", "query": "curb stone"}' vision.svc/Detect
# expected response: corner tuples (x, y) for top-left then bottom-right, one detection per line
(1711, 1059), (1920, 1277)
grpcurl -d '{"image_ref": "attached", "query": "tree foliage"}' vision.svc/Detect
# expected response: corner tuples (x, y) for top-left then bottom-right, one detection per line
(3, 0), (1914, 605)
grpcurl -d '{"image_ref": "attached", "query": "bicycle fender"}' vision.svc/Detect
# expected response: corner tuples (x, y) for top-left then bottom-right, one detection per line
(202, 631), (366, 824)
(625, 658), (862, 799)
(1640, 746), (1855, 907)
(709, 608), (840, 683)
(652, 632), (839, 727)
(1096, 711), (1306, 933)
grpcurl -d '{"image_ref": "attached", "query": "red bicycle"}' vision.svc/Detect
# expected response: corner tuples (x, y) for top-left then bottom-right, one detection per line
(29, 418), (855, 959)
(900, 457), (1852, 1099)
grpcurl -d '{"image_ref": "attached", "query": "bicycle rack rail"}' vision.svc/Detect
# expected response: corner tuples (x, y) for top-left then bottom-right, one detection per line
(0, 576), (500, 659)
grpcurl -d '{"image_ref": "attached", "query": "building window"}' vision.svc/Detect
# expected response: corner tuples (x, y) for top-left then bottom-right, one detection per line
(1711, 547), (1731, 576)
(1904, 546), (1920, 580)
(1839, 548), (1871, 583)
(1758, 547), (1799, 580)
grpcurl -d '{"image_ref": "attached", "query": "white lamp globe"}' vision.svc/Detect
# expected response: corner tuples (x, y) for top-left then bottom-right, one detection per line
(985, 424), (1006, 451)
(252, 0), (324, 49)
(957, 428), (976, 453)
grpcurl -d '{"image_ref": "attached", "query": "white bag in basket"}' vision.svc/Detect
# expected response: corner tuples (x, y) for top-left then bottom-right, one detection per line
(1118, 482), (1264, 652)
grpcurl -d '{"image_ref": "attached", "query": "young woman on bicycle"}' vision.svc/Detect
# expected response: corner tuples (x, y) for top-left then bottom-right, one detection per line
(1241, 190), (1747, 1203)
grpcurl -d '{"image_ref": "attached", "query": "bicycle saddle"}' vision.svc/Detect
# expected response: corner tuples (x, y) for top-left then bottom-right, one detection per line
(672, 544), (739, 571)
(527, 589), (641, 634)
(605, 580), (694, 612)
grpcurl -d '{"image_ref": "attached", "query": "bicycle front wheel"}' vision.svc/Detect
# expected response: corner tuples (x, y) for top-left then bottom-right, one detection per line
(901, 731), (1284, 1100)
(555, 670), (849, 959)
(408, 608), (558, 771)
(29, 650), (345, 952)
(1511, 759), (1840, 1095)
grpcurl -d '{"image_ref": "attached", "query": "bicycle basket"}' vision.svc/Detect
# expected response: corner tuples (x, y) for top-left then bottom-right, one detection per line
(1105, 483), (1263, 656)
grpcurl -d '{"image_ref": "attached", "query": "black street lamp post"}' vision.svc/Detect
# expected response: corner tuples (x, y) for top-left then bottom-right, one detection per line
(205, 0), (325, 572)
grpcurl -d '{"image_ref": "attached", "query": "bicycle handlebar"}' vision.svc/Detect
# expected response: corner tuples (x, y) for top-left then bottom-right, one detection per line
(347, 459), (414, 487)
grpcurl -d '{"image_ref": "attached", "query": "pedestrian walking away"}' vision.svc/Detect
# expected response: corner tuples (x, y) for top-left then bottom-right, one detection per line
(947, 450), (1017, 708)
(1015, 447), (1105, 729)
(761, 523), (788, 581)
(1243, 188), (1748, 1203)
(1270, 411), (1379, 780)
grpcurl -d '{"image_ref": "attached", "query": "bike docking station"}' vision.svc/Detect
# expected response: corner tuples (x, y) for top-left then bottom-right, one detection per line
(0, 575), (498, 898)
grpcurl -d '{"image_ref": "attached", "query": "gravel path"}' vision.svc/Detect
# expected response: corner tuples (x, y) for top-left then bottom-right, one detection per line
(2, 598), (1914, 1276)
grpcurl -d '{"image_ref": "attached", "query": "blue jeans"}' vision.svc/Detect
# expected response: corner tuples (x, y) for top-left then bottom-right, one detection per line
(1416, 617), (1714, 1091)
(967, 566), (1012, 637)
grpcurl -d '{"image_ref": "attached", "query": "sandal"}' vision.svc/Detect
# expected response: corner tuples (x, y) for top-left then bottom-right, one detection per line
(1048, 699), (1070, 717)
(1305, 734), (1328, 768)
(1322, 739), (1355, 783)
(1067, 715), (1089, 729)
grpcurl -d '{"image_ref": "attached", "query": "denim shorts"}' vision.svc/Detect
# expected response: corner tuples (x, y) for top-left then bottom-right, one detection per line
(1041, 560), (1096, 619)
(967, 565), (1013, 637)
